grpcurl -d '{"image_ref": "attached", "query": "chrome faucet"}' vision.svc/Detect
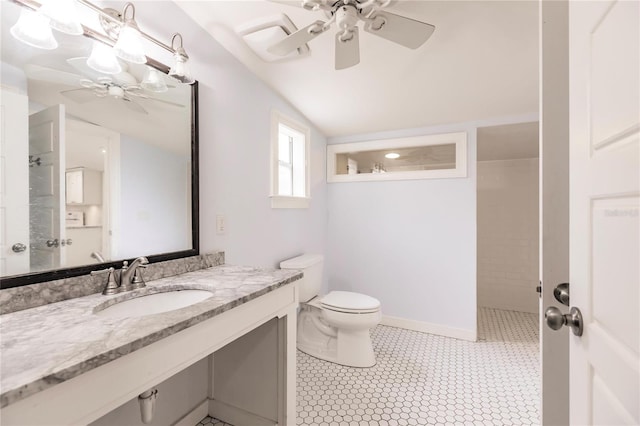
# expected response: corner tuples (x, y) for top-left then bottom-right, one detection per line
(91, 256), (149, 295)
(120, 256), (149, 291)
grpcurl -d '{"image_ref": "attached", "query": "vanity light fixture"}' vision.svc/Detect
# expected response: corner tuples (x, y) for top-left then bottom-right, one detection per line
(9, 0), (196, 85)
(10, 8), (58, 50)
(39, 0), (83, 35)
(112, 3), (147, 64)
(168, 33), (194, 84)
(87, 42), (122, 75)
(385, 153), (400, 159)
(141, 67), (168, 93)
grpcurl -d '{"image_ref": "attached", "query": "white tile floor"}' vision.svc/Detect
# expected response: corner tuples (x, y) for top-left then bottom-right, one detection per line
(199, 307), (540, 426)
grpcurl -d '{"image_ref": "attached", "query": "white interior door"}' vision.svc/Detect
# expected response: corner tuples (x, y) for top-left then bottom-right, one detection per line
(0, 87), (30, 276)
(569, 1), (639, 424)
(29, 105), (66, 273)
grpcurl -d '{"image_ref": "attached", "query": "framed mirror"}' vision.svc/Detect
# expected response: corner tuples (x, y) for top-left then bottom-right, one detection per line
(327, 132), (467, 183)
(0, 1), (199, 289)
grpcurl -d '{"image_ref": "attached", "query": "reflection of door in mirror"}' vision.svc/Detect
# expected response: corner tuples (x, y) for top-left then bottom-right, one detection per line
(64, 118), (118, 268)
(29, 105), (65, 273)
(0, 88), (29, 276)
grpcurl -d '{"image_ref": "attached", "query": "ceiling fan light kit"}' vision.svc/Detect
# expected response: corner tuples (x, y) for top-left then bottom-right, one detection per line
(268, 0), (436, 70)
(8, 0), (196, 85)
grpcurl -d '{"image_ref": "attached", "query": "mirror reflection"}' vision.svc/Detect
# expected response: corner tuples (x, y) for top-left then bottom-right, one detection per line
(1, 1), (193, 278)
(335, 144), (456, 175)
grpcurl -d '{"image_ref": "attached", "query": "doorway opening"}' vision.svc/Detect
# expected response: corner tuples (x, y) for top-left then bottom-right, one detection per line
(476, 121), (540, 316)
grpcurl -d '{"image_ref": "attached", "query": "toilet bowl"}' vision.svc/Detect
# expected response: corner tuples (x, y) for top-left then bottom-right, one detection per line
(280, 255), (381, 368)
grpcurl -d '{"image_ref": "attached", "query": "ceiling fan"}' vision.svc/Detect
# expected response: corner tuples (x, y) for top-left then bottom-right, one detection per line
(59, 58), (184, 115)
(25, 57), (183, 115)
(268, 0), (435, 70)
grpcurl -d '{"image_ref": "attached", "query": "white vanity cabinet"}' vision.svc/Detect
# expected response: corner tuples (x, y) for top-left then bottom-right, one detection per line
(65, 168), (102, 205)
(0, 271), (300, 426)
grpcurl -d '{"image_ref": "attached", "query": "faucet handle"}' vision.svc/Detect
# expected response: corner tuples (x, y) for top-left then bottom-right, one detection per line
(131, 263), (147, 290)
(91, 267), (120, 295)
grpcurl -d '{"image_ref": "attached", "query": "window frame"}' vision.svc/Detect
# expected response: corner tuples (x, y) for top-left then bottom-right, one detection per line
(326, 132), (468, 183)
(270, 110), (311, 209)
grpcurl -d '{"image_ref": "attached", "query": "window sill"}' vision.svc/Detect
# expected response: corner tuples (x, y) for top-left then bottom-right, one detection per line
(270, 195), (310, 209)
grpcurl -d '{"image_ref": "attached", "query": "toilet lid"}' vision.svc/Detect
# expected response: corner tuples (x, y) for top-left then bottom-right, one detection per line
(320, 291), (380, 312)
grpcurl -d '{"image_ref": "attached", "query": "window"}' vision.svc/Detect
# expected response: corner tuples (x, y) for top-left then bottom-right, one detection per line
(271, 111), (310, 208)
(326, 132), (467, 183)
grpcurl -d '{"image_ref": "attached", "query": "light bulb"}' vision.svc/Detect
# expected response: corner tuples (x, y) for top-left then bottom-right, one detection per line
(385, 153), (400, 159)
(10, 9), (58, 50)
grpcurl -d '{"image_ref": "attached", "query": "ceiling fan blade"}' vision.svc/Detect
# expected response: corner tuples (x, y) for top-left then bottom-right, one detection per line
(335, 28), (360, 70)
(267, 20), (328, 56)
(364, 11), (435, 49)
(60, 88), (98, 103)
(122, 97), (148, 115)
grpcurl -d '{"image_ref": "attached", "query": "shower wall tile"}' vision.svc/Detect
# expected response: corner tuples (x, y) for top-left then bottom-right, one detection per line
(477, 159), (539, 313)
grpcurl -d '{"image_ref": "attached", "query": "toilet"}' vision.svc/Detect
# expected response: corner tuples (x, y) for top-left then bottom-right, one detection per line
(280, 254), (381, 368)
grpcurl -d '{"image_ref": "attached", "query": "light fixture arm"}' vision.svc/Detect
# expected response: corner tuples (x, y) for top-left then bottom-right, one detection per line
(170, 33), (189, 61)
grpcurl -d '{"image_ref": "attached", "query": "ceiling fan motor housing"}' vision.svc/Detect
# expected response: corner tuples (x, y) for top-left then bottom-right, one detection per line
(335, 4), (359, 31)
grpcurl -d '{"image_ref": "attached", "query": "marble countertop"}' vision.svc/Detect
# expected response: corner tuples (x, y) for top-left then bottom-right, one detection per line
(0, 265), (302, 408)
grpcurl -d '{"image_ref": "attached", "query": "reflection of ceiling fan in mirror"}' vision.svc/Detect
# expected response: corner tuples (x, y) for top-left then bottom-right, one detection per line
(26, 56), (184, 115)
(268, 0), (436, 70)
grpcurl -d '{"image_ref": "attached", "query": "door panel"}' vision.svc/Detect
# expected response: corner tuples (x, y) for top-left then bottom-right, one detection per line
(28, 105), (65, 273)
(569, 0), (639, 424)
(0, 88), (29, 276)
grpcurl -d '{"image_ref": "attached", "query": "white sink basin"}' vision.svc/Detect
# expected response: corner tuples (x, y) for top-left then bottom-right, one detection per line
(95, 290), (213, 318)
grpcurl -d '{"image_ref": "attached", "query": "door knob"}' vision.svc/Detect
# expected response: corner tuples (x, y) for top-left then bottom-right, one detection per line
(60, 239), (72, 246)
(46, 239), (59, 248)
(553, 283), (570, 306)
(12, 243), (27, 253)
(545, 306), (583, 336)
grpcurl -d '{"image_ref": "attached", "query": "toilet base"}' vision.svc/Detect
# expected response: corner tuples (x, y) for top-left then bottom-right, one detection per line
(297, 303), (379, 368)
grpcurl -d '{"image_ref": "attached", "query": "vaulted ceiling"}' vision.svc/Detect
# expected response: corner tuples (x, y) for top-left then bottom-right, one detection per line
(175, 0), (539, 138)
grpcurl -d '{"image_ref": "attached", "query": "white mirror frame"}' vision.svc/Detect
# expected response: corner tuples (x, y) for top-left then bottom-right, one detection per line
(326, 131), (468, 183)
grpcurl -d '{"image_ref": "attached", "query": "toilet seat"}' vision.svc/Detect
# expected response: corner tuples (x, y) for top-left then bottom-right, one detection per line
(320, 291), (380, 314)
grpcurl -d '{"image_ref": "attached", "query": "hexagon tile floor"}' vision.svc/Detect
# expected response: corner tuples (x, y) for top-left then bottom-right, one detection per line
(198, 307), (540, 426)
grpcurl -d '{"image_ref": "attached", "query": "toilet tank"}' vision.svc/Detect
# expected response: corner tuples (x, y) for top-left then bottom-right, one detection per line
(279, 254), (324, 302)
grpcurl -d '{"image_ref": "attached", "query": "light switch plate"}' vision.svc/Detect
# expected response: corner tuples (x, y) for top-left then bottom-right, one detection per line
(216, 214), (226, 234)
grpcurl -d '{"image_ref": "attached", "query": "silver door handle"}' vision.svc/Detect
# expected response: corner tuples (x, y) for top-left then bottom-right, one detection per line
(545, 306), (583, 336)
(46, 239), (59, 248)
(60, 239), (73, 246)
(12, 243), (27, 253)
(553, 283), (570, 306)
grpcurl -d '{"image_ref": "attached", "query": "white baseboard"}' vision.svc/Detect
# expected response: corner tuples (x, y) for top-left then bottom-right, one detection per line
(173, 400), (209, 426)
(380, 315), (477, 342)
(209, 399), (276, 426)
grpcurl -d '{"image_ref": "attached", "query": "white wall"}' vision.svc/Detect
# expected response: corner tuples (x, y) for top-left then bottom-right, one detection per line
(117, 135), (190, 259)
(327, 122), (478, 339)
(477, 158), (539, 313)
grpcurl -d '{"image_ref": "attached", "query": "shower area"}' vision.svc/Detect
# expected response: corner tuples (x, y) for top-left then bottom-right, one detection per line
(476, 122), (540, 315)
